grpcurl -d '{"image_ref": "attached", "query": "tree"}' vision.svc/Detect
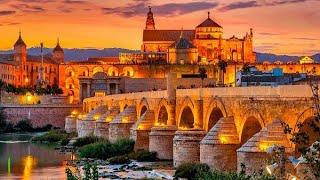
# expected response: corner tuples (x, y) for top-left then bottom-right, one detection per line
(199, 67), (207, 88)
(0, 79), (6, 104)
(281, 78), (320, 178)
(217, 60), (228, 85)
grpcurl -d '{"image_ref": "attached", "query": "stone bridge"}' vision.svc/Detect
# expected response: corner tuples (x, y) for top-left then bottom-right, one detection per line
(66, 73), (317, 174)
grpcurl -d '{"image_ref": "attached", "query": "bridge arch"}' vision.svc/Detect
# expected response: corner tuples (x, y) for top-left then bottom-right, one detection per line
(178, 97), (196, 129)
(294, 107), (319, 155)
(204, 98), (227, 131)
(239, 108), (265, 145)
(155, 98), (170, 125)
(137, 98), (150, 118)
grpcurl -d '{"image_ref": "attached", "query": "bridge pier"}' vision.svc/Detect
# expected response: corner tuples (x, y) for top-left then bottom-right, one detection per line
(65, 115), (77, 133)
(94, 107), (120, 138)
(77, 119), (95, 137)
(237, 119), (294, 174)
(173, 129), (206, 167)
(149, 126), (177, 160)
(200, 117), (240, 171)
(109, 106), (137, 143)
(131, 110), (155, 150)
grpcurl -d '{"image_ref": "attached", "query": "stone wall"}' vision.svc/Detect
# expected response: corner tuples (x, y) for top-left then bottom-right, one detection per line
(3, 104), (81, 128)
(120, 78), (216, 93)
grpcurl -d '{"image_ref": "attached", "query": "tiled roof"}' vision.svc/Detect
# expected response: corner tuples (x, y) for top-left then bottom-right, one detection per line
(143, 30), (195, 42)
(169, 37), (195, 49)
(197, 18), (222, 28)
(27, 55), (58, 64)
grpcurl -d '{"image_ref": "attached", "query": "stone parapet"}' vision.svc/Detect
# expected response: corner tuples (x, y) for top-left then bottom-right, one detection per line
(77, 119), (95, 137)
(149, 126), (177, 160)
(173, 130), (206, 167)
(65, 116), (77, 133)
(200, 117), (239, 171)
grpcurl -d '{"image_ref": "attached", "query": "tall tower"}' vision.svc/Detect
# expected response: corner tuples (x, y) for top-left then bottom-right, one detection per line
(14, 31), (27, 63)
(145, 6), (155, 30)
(53, 38), (64, 63)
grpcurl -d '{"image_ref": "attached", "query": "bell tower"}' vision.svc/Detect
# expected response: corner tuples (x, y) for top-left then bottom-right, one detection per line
(145, 6), (155, 30)
(53, 38), (64, 63)
(13, 31), (27, 63)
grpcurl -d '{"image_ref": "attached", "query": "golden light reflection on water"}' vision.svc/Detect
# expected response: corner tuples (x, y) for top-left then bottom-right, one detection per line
(22, 155), (37, 180)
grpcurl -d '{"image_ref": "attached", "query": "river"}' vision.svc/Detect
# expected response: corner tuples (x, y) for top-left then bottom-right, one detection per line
(0, 133), (70, 180)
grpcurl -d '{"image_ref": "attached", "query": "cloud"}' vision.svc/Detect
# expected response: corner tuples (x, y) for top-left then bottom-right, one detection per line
(102, 1), (219, 17)
(0, 10), (16, 16)
(219, 0), (310, 12)
(259, 32), (281, 36)
(63, 0), (87, 4)
(291, 37), (320, 41)
(11, 4), (45, 13)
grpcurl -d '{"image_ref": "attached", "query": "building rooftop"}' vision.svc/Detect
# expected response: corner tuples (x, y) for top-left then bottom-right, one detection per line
(143, 30), (195, 42)
(196, 12), (222, 28)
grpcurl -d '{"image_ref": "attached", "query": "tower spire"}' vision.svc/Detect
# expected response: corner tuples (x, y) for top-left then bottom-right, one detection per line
(145, 6), (155, 30)
(208, 11), (210, 19)
(180, 27), (184, 38)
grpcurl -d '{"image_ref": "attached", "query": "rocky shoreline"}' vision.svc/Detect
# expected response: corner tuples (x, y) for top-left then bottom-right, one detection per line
(67, 158), (175, 179)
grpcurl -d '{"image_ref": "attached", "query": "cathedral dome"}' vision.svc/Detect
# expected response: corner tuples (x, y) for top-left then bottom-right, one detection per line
(196, 12), (222, 28)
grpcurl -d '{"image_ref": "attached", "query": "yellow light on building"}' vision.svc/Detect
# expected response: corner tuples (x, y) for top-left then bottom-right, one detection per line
(93, 115), (100, 121)
(122, 116), (129, 123)
(219, 135), (228, 144)
(106, 116), (113, 122)
(71, 110), (78, 117)
(25, 77), (29, 83)
(259, 143), (270, 152)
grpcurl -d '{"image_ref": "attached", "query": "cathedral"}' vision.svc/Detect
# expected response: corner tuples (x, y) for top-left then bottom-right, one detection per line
(139, 7), (256, 64)
(2, 7), (314, 104)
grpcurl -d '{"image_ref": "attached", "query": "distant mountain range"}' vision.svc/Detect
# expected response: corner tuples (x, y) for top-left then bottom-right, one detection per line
(0, 47), (319, 63)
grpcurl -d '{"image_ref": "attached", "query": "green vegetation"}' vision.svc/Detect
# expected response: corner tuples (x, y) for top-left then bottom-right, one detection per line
(108, 155), (130, 165)
(174, 163), (275, 180)
(128, 150), (157, 162)
(78, 139), (135, 160)
(66, 162), (98, 180)
(0, 111), (53, 133)
(4, 84), (63, 95)
(73, 136), (105, 147)
(174, 163), (210, 180)
(32, 129), (77, 145)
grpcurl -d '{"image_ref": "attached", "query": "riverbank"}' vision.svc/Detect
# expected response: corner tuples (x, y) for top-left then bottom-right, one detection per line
(0, 132), (70, 179)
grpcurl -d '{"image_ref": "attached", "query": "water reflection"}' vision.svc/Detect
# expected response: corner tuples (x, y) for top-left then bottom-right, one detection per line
(0, 133), (68, 180)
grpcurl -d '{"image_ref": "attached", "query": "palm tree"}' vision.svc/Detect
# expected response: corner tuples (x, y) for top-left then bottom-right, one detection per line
(0, 79), (6, 104)
(199, 67), (207, 88)
(217, 60), (228, 85)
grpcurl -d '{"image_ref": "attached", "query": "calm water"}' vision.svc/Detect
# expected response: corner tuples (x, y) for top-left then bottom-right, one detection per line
(0, 133), (70, 180)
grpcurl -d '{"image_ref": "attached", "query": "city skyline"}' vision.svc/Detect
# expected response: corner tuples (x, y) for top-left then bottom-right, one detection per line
(0, 0), (319, 56)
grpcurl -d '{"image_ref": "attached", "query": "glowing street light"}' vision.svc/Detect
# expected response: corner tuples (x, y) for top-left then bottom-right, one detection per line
(266, 163), (278, 175)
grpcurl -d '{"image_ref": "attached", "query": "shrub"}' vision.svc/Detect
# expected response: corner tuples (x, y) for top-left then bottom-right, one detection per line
(174, 163), (210, 180)
(78, 138), (135, 160)
(73, 136), (104, 147)
(61, 138), (70, 146)
(112, 139), (135, 155)
(78, 141), (114, 160)
(128, 150), (157, 162)
(108, 155), (130, 165)
(32, 129), (71, 143)
(14, 118), (34, 132)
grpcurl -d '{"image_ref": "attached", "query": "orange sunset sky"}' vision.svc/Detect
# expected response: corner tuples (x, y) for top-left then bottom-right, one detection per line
(0, 0), (319, 55)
